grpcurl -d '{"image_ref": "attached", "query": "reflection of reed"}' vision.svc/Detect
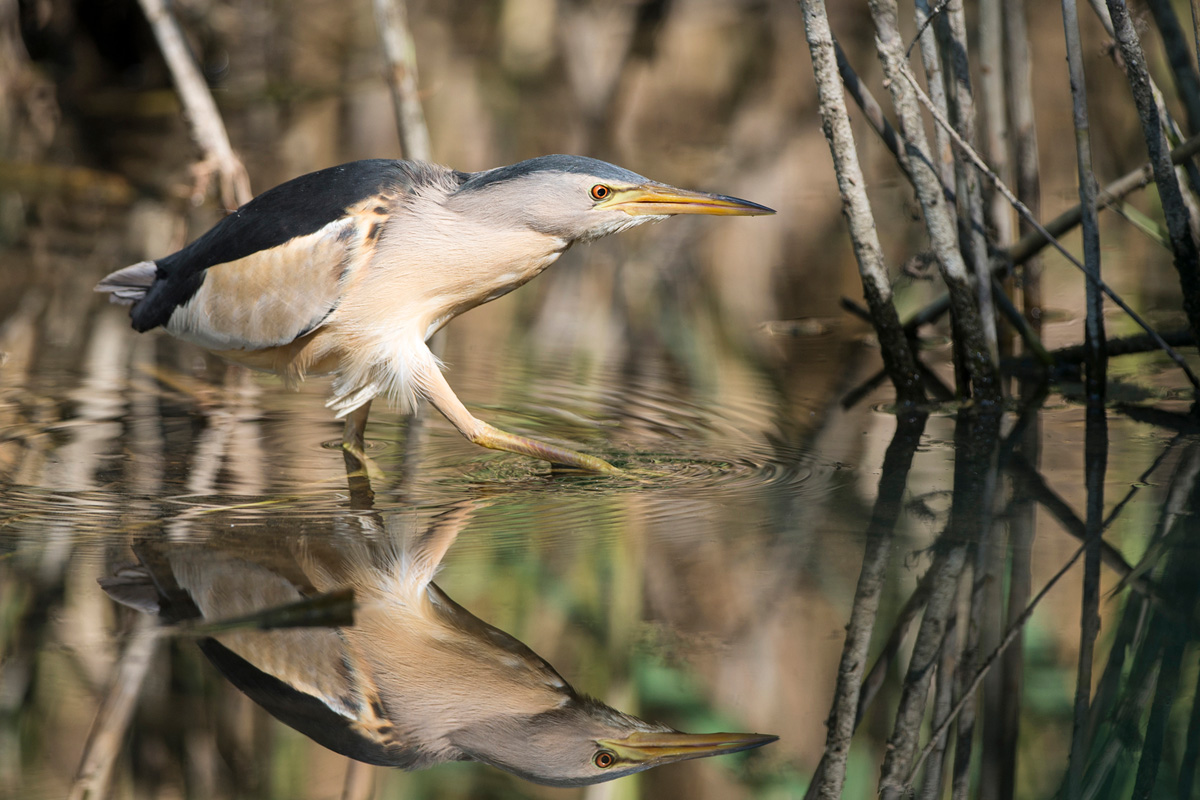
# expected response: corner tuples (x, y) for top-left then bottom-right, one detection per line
(805, 409), (927, 800)
(809, 390), (1200, 799)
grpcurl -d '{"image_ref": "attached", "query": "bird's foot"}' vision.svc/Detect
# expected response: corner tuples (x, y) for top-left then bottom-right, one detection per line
(342, 441), (386, 482)
(470, 423), (620, 475)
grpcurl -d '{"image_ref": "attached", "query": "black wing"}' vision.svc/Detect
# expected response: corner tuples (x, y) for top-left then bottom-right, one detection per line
(130, 159), (418, 334)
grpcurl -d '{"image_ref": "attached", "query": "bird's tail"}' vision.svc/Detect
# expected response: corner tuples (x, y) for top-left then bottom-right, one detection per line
(95, 261), (157, 306)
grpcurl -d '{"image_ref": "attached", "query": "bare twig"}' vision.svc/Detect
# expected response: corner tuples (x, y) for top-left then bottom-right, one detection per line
(136, 0), (251, 208)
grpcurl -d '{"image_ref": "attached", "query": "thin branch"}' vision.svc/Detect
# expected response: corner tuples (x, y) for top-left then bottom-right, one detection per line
(1007, 131), (1200, 266)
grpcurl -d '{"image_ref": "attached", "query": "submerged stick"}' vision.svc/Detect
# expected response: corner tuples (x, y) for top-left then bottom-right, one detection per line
(68, 616), (160, 800)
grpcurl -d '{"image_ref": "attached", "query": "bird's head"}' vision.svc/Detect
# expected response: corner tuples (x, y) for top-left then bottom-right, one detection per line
(452, 693), (776, 787)
(450, 155), (774, 243)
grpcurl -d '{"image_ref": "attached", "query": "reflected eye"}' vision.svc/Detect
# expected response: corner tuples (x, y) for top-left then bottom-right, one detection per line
(590, 184), (611, 201)
(593, 749), (616, 768)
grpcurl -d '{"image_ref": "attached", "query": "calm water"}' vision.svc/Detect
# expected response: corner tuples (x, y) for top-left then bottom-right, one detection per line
(3, 3), (1200, 791)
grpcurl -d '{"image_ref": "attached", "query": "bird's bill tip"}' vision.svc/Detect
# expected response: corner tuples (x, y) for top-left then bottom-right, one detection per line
(599, 185), (775, 217)
(599, 730), (778, 765)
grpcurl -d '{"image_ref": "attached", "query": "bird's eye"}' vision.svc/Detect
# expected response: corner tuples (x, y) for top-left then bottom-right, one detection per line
(593, 749), (616, 768)
(590, 184), (611, 201)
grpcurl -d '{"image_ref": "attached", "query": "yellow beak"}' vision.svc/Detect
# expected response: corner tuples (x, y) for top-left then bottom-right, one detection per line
(598, 730), (778, 766)
(597, 184), (776, 216)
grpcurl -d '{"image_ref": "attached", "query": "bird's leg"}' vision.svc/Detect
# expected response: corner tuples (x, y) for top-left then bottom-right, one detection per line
(341, 400), (372, 456)
(341, 400), (383, 496)
(418, 358), (619, 474)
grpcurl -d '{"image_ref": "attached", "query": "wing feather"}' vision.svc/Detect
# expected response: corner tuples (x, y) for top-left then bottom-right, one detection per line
(114, 160), (461, 341)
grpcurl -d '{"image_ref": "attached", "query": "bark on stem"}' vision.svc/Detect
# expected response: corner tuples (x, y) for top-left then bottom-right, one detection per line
(868, 0), (999, 402)
(1145, 0), (1200, 135)
(1062, 0), (1106, 396)
(942, 0), (1000, 367)
(373, 0), (432, 163)
(1106, 0), (1200, 352)
(1004, 0), (1042, 334)
(802, 0), (924, 403)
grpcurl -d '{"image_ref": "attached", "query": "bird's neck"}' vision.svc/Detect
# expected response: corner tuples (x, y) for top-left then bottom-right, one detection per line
(350, 195), (570, 339)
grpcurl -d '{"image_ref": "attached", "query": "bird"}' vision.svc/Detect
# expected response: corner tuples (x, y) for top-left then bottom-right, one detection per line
(96, 155), (773, 473)
(100, 509), (778, 786)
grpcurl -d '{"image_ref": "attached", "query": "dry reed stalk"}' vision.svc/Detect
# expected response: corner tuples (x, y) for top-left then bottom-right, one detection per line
(1004, 0), (1042, 336)
(896, 63), (1200, 389)
(1060, 0), (1105, 397)
(941, 0), (1000, 368)
(801, 0), (923, 403)
(1105, 0), (1200, 353)
(868, 0), (999, 401)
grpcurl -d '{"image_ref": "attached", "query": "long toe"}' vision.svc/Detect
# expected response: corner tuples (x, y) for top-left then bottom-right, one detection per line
(471, 423), (620, 475)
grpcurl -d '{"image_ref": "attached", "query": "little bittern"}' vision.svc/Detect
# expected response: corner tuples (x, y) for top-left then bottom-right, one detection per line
(96, 156), (773, 473)
(102, 513), (777, 786)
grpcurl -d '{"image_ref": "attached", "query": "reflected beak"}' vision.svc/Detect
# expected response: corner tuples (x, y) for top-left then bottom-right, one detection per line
(599, 730), (778, 766)
(597, 184), (775, 217)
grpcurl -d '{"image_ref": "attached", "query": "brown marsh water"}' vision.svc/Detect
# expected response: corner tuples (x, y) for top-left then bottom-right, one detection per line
(5, 2), (1200, 799)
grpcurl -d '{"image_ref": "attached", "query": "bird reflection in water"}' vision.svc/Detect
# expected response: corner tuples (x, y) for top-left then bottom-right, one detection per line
(101, 508), (776, 786)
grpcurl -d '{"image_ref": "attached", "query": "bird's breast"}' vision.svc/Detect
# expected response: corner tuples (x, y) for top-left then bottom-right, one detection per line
(337, 220), (568, 340)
